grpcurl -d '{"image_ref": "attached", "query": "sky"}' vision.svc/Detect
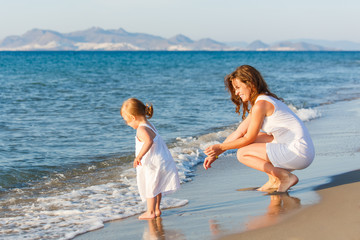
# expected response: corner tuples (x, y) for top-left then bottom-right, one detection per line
(0, 0), (359, 43)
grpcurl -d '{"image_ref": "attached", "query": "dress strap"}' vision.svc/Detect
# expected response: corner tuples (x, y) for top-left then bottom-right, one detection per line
(138, 123), (157, 134)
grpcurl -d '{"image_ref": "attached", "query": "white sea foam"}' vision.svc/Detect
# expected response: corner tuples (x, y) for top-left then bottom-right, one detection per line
(0, 128), (235, 239)
(289, 105), (322, 122)
(0, 176), (188, 240)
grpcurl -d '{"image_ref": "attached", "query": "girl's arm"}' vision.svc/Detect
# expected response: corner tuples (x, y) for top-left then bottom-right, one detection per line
(133, 126), (155, 168)
(203, 101), (267, 169)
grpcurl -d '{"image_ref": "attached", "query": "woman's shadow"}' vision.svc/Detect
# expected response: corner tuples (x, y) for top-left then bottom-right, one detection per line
(209, 169), (360, 236)
(245, 192), (301, 231)
(209, 193), (302, 235)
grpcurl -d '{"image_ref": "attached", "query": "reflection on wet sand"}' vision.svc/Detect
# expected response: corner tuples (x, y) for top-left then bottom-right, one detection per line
(143, 217), (185, 240)
(246, 193), (301, 230)
(209, 193), (301, 236)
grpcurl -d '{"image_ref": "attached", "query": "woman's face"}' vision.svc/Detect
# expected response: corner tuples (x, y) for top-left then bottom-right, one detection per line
(232, 79), (252, 102)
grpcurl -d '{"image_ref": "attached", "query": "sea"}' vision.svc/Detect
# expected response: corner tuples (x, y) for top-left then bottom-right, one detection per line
(1, 51), (360, 239)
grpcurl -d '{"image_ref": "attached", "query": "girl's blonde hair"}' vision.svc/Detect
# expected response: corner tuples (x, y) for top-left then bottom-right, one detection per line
(224, 65), (281, 120)
(120, 98), (153, 119)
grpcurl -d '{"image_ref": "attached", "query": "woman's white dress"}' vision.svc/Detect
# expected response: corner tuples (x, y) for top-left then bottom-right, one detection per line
(256, 95), (315, 170)
(135, 123), (180, 201)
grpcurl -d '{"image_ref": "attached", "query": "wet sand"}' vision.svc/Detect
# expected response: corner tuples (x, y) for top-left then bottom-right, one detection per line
(222, 170), (360, 240)
(75, 98), (360, 240)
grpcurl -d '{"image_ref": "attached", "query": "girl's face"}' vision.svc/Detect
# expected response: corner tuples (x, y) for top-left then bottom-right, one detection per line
(121, 110), (137, 129)
(232, 79), (252, 102)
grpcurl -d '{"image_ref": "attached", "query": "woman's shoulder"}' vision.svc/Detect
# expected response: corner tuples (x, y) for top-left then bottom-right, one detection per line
(256, 94), (275, 102)
(256, 94), (282, 105)
(254, 95), (277, 116)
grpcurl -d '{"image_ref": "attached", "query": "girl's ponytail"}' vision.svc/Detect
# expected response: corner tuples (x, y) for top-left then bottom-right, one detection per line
(121, 98), (154, 119)
(145, 103), (153, 119)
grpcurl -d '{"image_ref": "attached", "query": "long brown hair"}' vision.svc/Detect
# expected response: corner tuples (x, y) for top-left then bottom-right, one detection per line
(224, 65), (281, 120)
(120, 98), (153, 119)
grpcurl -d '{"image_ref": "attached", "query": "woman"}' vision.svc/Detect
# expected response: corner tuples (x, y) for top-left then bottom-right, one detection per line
(204, 65), (315, 192)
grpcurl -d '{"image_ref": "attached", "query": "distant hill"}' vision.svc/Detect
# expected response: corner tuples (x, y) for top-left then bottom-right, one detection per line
(0, 27), (227, 51)
(268, 41), (330, 51)
(288, 39), (360, 51)
(0, 27), (359, 51)
(246, 40), (269, 50)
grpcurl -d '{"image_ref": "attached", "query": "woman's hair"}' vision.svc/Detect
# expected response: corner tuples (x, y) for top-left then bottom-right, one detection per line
(224, 65), (281, 120)
(120, 98), (153, 119)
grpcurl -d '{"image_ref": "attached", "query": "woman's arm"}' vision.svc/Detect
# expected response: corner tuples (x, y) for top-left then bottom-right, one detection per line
(203, 114), (250, 165)
(133, 126), (155, 168)
(223, 114), (251, 143)
(203, 112), (252, 170)
(204, 101), (267, 161)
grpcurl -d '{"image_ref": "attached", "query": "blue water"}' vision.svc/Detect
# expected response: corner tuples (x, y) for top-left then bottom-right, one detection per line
(1, 51), (360, 239)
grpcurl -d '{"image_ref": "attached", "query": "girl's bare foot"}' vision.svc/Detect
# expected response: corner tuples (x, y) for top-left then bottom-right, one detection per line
(277, 173), (298, 192)
(155, 209), (162, 217)
(138, 212), (156, 220)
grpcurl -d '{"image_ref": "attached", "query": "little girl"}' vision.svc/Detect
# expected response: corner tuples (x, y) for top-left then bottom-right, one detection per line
(120, 98), (180, 220)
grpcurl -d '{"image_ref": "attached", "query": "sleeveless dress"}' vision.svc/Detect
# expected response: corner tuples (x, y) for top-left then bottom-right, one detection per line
(135, 123), (180, 201)
(255, 95), (315, 170)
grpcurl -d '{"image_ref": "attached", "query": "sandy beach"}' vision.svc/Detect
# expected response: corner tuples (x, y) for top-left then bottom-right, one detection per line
(75, 98), (360, 240)
(222, 170), (360, 240)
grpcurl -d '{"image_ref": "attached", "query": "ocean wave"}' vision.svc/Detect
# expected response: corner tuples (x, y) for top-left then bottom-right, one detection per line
(0, 178), (188, 240)
(288, 105), (322, 122)
(0, 127), (236, 239)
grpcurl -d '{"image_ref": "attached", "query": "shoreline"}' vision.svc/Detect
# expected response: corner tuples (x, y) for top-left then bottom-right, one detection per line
(221, 170), (360, 240)
(75, 98), (360, 240)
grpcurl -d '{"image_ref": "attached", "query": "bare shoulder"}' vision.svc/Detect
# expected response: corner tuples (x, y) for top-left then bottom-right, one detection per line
(252, 100), (268, 112)
(137, 125), (156, 140)
(253, 100), (274, 116)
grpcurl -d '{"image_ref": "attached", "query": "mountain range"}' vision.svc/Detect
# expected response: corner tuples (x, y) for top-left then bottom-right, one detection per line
(1, 27), (359, 51)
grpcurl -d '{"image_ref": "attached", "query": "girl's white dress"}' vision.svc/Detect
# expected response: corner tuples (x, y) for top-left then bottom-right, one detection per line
(256, 95), (315, 170)
(135, 123), (180, 201)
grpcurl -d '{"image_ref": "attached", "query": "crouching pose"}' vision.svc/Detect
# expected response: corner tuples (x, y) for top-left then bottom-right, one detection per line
(204, 65), (315, 192)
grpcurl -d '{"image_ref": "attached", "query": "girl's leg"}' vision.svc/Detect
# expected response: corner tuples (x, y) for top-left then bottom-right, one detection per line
(139, 197), (156, 220)
(237, 143), (298, 192)
(155, 193), (162, 217)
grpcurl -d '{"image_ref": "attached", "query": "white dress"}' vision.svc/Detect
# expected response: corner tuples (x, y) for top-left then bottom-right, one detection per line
(256, 95), (315, 170)
(135, 123), (180, 201)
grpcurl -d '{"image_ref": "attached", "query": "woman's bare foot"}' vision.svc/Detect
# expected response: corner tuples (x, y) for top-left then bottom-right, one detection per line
(277, 173), (298, 192)
(257, 180), (274, 191)
(138, 212), (156, 220)
(155, 209), (162, 217)
(257, 179), (280, 192)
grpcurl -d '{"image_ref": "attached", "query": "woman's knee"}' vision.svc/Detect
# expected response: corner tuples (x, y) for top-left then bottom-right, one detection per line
(236, 143), (268, 163)
(237, 148), (247, 163)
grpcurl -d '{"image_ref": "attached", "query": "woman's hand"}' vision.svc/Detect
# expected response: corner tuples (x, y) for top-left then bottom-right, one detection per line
(133, 157), (142, 168)
(203, 144), (224, 170)
(203, 155), (217, 170)
(204, 144), (223, 157)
